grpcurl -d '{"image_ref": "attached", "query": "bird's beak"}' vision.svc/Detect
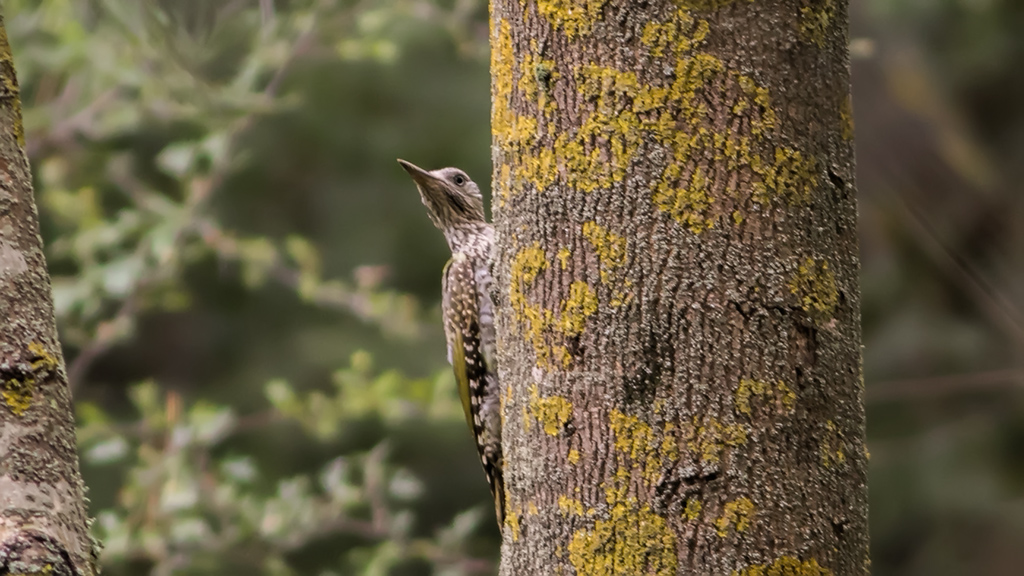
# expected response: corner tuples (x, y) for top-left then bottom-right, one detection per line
(398, 159), (437, 189)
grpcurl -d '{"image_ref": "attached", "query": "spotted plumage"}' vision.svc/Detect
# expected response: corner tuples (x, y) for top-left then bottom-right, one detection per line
(398, 159), (504, 530)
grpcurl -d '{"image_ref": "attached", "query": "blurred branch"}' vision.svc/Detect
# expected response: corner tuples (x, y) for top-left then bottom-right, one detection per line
(897, 196), (1024, 349)
(194, 217), (422, 330)
(869, 368), (1024, 402)
(65, 15), (317, 391)
(26, 87), (121, 157)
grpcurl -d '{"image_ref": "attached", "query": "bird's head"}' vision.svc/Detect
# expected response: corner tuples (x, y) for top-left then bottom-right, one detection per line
(398, 159), (486, 232)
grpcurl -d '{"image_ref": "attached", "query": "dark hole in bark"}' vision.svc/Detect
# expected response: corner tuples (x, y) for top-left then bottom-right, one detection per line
(624, 335), (671, 408)
(828, 168), (845, 192)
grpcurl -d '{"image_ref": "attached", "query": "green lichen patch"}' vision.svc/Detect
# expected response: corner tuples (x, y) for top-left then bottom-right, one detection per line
(788, 257), (839, 323)
(529, 385), (573, 436)
(568, 498), (677, 576)
(733, 556), (833, 576)
(715, 497), (755, 536)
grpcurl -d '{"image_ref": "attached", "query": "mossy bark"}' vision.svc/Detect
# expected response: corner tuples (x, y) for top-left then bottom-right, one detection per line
(490, 1), (867, 574)
(0, 13), (100, 576)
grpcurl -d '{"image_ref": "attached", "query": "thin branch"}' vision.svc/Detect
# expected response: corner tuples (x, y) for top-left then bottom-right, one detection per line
(868, 368), (1024, 402)
(896, 196), (1024, 349)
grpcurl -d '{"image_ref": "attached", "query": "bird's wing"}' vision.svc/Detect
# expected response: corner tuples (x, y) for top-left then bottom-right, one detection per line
(441, 254), (487, 434)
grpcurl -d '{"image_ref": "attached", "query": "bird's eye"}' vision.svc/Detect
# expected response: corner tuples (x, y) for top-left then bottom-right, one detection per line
(453, 174), (466, 186)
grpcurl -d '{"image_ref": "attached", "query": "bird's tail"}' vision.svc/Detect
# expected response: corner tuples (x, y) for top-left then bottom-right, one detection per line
(489, 460), (506, 532)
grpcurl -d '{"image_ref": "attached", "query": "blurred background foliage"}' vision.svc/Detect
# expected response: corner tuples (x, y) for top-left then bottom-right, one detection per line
(5, 0), (1023, 574)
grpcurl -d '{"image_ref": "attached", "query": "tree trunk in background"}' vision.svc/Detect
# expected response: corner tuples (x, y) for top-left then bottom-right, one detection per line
(0, 14), (99, 576)
(490, 1), (867, 574)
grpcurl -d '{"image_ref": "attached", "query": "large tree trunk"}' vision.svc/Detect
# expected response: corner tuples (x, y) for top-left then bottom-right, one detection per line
(0, 14), (99, 576)
(490, 1), (867, 574)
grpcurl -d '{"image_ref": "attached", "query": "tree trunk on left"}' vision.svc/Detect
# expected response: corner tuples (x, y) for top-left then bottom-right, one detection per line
(0, 13), (99, 576)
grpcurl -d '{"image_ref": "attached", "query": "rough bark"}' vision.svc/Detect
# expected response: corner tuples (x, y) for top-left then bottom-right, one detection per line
(490, 1), (867, 575)
(0, 13), (100, 576)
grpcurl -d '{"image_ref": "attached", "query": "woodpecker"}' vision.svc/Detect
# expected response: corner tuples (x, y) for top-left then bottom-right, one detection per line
(398, 159), (504, 529)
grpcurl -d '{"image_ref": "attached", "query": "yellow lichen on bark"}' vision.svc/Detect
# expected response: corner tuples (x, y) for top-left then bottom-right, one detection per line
(3, 377), (33, 416)
(3, 343), (58, 416)
(0, 22), (25, 147)
(568, 499), (677, 576)
(557, 247), (571, 269)
(820, 420), (847, 469)
(492, 19), (556, 200)
(732, 556), (833, 576)
(582, 221), (626, 283)
(735, 379), (797, 416)
(536, 0), (608, 39)
(505, 506), (522, 541)
(509, 245), (599, 366)
(737, 74), (778, 137)
(610, 409), (656, 461)
(684, 416), (747, 464)
(840, 94), (855, 141)
(652, 163), (715, 233)
(798, 0), (836, 47)
(559, 281), (598, 336)
(752, 147), (819, 205)
(528, 384), (573, 436)
(640, 8), (709, 58)
(528, 501), (540, 517)
(496, 3), (827, 231)
(678, 0), (752, 10)
(609, 410), (680, 483)
(609, 410), (745, 469)
(715, 497), (755, 536)
(789, 257), (839, 323)
(510, 244), (552, 361)
(491, 19), (515, 147)
(558, 495), (585, 515)
(684, 498), (703, 521)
